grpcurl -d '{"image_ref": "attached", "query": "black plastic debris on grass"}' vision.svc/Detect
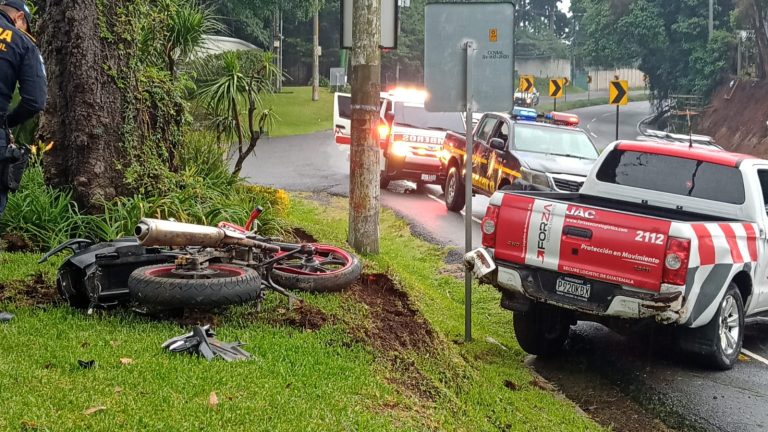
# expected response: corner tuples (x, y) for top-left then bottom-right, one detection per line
(162, 325), (252, 362)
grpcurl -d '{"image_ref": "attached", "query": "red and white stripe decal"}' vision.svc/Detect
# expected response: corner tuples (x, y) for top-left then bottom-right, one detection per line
(691, 224), (716, 266)
(718, 223), (744, 264)
(335, 134), (351, 145)
(742, 223), (759, 262)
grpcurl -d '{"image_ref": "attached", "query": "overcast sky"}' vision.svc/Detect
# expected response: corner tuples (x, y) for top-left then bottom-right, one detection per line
(558, 0), (571, 14)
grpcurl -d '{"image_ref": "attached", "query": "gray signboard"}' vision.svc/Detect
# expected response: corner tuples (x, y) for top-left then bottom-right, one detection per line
(330, 68), (346, 87)
(424, 2), (515, 112)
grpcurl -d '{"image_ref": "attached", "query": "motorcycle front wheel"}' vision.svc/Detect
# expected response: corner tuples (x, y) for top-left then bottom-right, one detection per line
(270, 244), (362, 293)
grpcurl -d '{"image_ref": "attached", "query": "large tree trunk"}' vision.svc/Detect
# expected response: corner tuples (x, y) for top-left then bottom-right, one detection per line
(38, 0), (127, 209)
(348, 0), (381, 254)
(753, 0), (768, 79)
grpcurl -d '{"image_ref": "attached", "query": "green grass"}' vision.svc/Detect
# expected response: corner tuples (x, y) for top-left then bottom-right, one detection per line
(263, 86), (334, 137)
(0, 194), (600, 431)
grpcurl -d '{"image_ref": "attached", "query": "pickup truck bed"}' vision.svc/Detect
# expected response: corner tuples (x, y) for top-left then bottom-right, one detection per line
(513, 191), (739, 223)
(469, 140), (768, 369)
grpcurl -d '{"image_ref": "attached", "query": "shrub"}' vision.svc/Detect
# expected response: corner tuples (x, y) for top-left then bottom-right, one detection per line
(0, 132), (289, 250)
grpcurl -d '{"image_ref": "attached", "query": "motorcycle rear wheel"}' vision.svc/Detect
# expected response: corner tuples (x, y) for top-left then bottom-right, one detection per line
(128, 264), (262, 308)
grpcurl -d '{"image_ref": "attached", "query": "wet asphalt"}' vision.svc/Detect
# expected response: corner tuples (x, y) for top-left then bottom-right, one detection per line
(239, 101), (768, 431)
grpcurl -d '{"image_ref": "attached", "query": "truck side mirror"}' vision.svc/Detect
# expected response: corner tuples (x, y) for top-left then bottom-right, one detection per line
(489, 138), (506, 151)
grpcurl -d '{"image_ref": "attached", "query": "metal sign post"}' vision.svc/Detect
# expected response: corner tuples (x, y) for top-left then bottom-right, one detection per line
(424, 2), (515, 343)
(463, 41), (475, 342)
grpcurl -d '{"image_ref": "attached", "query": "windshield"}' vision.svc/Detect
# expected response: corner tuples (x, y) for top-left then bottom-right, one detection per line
(393, 102), (465, 134)
(513, 124), (598, 159)
(596, 150), (745, 205)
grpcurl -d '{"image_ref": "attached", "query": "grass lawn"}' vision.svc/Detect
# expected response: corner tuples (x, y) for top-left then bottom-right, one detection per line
(0, 195), (600, 431)
(263, 86), (334, 137)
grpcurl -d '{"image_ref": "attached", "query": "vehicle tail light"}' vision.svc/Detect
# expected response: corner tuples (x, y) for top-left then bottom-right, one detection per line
(662, 237), (690, 286)
(481, 205), (500, 248)
(378, 122), (390, 139)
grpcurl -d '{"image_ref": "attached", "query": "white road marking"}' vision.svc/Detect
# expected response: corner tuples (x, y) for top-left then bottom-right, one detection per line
(741, 348), (768, 367)
(427, 194), (483, 224)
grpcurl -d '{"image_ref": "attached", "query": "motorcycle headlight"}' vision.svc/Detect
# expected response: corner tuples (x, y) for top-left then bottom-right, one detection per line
(520, 167), (552, 189)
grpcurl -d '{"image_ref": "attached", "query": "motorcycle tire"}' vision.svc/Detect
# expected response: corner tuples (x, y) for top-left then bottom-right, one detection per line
(270, 245), (362, 293)
(128, 264), (262, 308)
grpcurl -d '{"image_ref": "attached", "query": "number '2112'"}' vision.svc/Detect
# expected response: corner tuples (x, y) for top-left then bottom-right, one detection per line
(635, 231), (665, 245)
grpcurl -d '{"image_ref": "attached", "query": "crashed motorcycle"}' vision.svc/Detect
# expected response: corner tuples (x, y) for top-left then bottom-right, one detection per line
(40, 208), (361, 312)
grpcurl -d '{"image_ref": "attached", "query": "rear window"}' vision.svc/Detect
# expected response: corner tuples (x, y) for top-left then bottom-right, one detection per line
(337, 95), (351, 120)
(596, 150), (745, 205)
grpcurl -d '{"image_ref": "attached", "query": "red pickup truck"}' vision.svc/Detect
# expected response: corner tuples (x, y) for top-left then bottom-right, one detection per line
(467, 140), (768, 369)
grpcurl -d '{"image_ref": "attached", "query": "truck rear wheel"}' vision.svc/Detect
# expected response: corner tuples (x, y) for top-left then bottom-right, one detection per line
(513, 304), (571, 356)
(445, 166), (466, 212)
(677, 283), (744, 370)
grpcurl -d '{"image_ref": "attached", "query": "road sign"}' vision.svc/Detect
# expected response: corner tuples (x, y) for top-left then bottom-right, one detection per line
(563, 77), (569, 86)
(549, 79), (564, 99)
(424, 3), (515, 112)
(519, 75), (534, 92)
(424, 2), (515, 344)
(342, 0), (398, 49)
(587, 75), (592, 84)
(330, 67), (346, 87)
(610, 80), (629, 105)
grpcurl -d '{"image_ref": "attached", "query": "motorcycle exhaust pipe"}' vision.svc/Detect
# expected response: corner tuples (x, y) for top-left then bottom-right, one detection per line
(135, 218), (280, 251)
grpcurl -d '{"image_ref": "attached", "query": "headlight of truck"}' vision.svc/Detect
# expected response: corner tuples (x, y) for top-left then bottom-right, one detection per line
(520, 167), (551, 189)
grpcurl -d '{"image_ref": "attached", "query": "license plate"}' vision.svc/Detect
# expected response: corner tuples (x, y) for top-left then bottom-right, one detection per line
(465, 248), (496, 279)
(555, 277), (591, 301)
(421, 174), (437, 182)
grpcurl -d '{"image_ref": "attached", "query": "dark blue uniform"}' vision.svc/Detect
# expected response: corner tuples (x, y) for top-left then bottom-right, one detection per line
(0, 8), (46, 215)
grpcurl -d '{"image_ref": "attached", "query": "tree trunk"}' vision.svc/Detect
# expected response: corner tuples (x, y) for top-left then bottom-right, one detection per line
(348, 0), (381, 254)
(753, 0), (768, 79)
(312, 4), (320, 101)
(38, 0), (127, 209)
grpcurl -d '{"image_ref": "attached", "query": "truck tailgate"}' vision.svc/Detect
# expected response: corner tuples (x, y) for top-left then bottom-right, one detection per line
(494, 193), (672, 291)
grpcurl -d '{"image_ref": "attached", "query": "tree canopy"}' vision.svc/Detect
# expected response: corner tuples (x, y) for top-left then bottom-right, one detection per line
(573, 0), (735, 101)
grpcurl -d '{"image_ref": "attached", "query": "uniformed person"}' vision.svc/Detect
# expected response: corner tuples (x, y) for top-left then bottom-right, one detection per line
(0, 0), (47, 217)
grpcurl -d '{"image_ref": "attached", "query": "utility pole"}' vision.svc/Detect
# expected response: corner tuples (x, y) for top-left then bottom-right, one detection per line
(312, 1), (320, 101)
(348, 0), (381, 254)
(708, 0), (714, 41)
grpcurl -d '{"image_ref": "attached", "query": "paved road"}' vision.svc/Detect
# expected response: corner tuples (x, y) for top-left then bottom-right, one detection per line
(241, 101), (768, 431)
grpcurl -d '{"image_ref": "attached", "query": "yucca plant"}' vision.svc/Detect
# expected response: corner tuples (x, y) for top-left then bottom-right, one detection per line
(195, 51), (281, 177)
(163, 0), (223, 76)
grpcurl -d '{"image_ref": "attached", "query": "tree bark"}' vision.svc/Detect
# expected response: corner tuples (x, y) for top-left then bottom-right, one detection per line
(38, 0), (127, 209)
(312, 4), (320, 101)
(753, 0), (768, 79)
(348, 0), (381, 254)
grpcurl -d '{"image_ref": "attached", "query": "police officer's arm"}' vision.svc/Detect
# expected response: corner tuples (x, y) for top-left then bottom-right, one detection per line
(7, 44), (46, 128)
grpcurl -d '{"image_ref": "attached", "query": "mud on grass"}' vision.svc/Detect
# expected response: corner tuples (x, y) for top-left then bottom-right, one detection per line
(346, 273), (437, 354)
(0, 272), (59, 306)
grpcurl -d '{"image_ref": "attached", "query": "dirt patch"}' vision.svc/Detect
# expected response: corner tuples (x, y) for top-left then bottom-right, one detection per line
(0, 273), (59, 306)
(347, 273), (436, 353)
(288, 227), (319, 244)
(272, 302), (328, 331)
(1, 233), (32, 252)
(699, 78), (768, 156)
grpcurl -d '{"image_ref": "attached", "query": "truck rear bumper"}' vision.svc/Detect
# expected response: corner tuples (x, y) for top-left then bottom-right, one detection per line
(384, 154), (444, 184)
(467, 250), (685, 324)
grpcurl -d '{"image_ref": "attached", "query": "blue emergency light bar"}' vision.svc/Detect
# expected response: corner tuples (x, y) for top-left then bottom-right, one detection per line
(512, 106), (538, 121)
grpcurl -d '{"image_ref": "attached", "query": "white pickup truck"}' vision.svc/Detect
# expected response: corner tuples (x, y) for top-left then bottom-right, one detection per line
(468, 140), (768, 369)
